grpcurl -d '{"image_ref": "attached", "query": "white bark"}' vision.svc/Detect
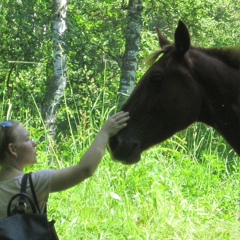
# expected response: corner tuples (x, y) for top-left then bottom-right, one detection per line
(42, 0), (68, 138)
(118, 0), (143, 107)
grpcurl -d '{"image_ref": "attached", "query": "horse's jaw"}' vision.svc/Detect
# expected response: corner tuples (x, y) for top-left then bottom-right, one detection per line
(108, 148), (142, 165)
(112, 154), (141, 165)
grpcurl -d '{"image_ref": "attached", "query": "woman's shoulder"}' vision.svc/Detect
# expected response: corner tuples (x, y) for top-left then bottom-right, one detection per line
(32, 169), (54, 178)
(31, 169), (54, 187)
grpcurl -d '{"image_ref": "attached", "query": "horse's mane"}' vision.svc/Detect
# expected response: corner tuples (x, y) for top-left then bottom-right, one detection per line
(146, 45), (240, 70)
(145, 50), (164, 66)
(146, 45), (174, 66)
(201, 48), (240, 69)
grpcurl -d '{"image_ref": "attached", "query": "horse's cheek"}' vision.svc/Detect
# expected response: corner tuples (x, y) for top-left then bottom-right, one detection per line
(163, 85), (200, 128)
(179, 89), (201, 125)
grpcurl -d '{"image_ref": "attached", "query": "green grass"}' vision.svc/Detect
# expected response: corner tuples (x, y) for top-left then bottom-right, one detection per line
(25, 123), (238, 240)
(1, 81), (239, 239)
(44, 145), (239, 240)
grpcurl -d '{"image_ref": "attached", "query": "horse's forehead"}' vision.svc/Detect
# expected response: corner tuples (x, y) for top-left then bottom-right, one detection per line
(156, 49), (194, 73)
(151, 54), (177, 73)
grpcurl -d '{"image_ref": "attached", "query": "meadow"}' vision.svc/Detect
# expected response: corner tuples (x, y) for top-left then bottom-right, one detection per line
(1, 1), (240, 238)
(1, 82), (239, 239)
(26, 118), (239, 240)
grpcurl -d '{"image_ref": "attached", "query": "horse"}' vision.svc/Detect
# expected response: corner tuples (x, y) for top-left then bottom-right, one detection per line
(108, 20), (240, 164)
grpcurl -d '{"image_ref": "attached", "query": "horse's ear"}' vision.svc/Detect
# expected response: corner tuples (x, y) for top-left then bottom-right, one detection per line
(174, 20), (190, 55)
(156, 28), (169, 48)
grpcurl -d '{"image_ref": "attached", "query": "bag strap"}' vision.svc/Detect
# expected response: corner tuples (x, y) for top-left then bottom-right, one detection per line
(20, 173), (28, 193)
(7, 174), (37, 216)
(18, 174), (29, 212)
(28, 173), (41, 213)
(29, 173), (48, 214)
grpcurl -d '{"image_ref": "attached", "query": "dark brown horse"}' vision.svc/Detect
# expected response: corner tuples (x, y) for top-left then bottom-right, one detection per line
(109, 20), (240, 164)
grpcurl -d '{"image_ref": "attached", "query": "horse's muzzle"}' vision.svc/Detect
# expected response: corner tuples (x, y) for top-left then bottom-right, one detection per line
(108, 136), (141, 164)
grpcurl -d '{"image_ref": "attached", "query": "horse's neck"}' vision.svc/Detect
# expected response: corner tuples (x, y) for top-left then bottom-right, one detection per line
(195, 54), (240, 154)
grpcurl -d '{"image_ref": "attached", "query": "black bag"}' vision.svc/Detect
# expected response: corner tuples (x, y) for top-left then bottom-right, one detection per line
(0, 173), (59, 240)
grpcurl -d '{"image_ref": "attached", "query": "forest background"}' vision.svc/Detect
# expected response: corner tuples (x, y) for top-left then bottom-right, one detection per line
(0, 0), (240, 239)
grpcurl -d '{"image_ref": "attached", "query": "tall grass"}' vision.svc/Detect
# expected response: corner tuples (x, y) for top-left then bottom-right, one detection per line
(1, 80), (239, 240)
(47, 146), (239, 240)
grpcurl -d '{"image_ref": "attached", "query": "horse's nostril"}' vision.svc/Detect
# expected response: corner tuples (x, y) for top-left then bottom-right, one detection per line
(109, 136), (139, 153)
(131, 141), (140, 152)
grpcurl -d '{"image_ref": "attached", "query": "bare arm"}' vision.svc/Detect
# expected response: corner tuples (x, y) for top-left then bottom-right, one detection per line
(50, 111), (129, 192)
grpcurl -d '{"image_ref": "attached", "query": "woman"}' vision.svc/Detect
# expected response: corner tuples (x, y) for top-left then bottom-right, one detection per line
(0, 111), (129, 218)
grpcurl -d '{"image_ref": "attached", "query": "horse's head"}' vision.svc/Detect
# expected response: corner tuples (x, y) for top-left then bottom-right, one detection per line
(109, 21), (202, 164)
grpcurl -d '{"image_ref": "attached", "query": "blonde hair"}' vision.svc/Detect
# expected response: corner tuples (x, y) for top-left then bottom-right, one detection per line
(0, 120), (20, 163)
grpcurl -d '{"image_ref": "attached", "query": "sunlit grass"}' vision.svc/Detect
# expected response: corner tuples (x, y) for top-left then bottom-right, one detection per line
(46, 145), (239, 240)
(1, 82), (239, 239)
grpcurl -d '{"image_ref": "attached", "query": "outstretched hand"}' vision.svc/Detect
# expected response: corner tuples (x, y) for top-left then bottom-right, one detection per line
(50, 111), (130, 192)
(101, 111), (130, 137)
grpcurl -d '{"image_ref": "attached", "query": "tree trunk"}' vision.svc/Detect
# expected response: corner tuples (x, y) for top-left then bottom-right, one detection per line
(118, 0), (143, 108)
(42, 0), (68, 138)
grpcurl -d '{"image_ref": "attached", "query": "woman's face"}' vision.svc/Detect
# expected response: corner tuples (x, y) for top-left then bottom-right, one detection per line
(12, 125), (37, 166)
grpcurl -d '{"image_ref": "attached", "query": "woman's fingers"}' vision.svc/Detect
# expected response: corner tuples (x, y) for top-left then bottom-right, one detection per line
(111, 112), (130, 128)
(104, 111), (130, 136)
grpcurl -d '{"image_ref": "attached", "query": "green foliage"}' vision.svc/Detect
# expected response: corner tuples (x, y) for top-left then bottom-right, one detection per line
(32, 130), (240, 239)
(2, 75), (239, 239)
(1, 0), (240, 125)
(0, 1), (240, 238)
(13, 81), (237, 239)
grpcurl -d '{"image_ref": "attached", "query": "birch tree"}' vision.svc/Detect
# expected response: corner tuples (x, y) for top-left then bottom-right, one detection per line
(42, 0), (68, 138)
(118, 0), (143, 107)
